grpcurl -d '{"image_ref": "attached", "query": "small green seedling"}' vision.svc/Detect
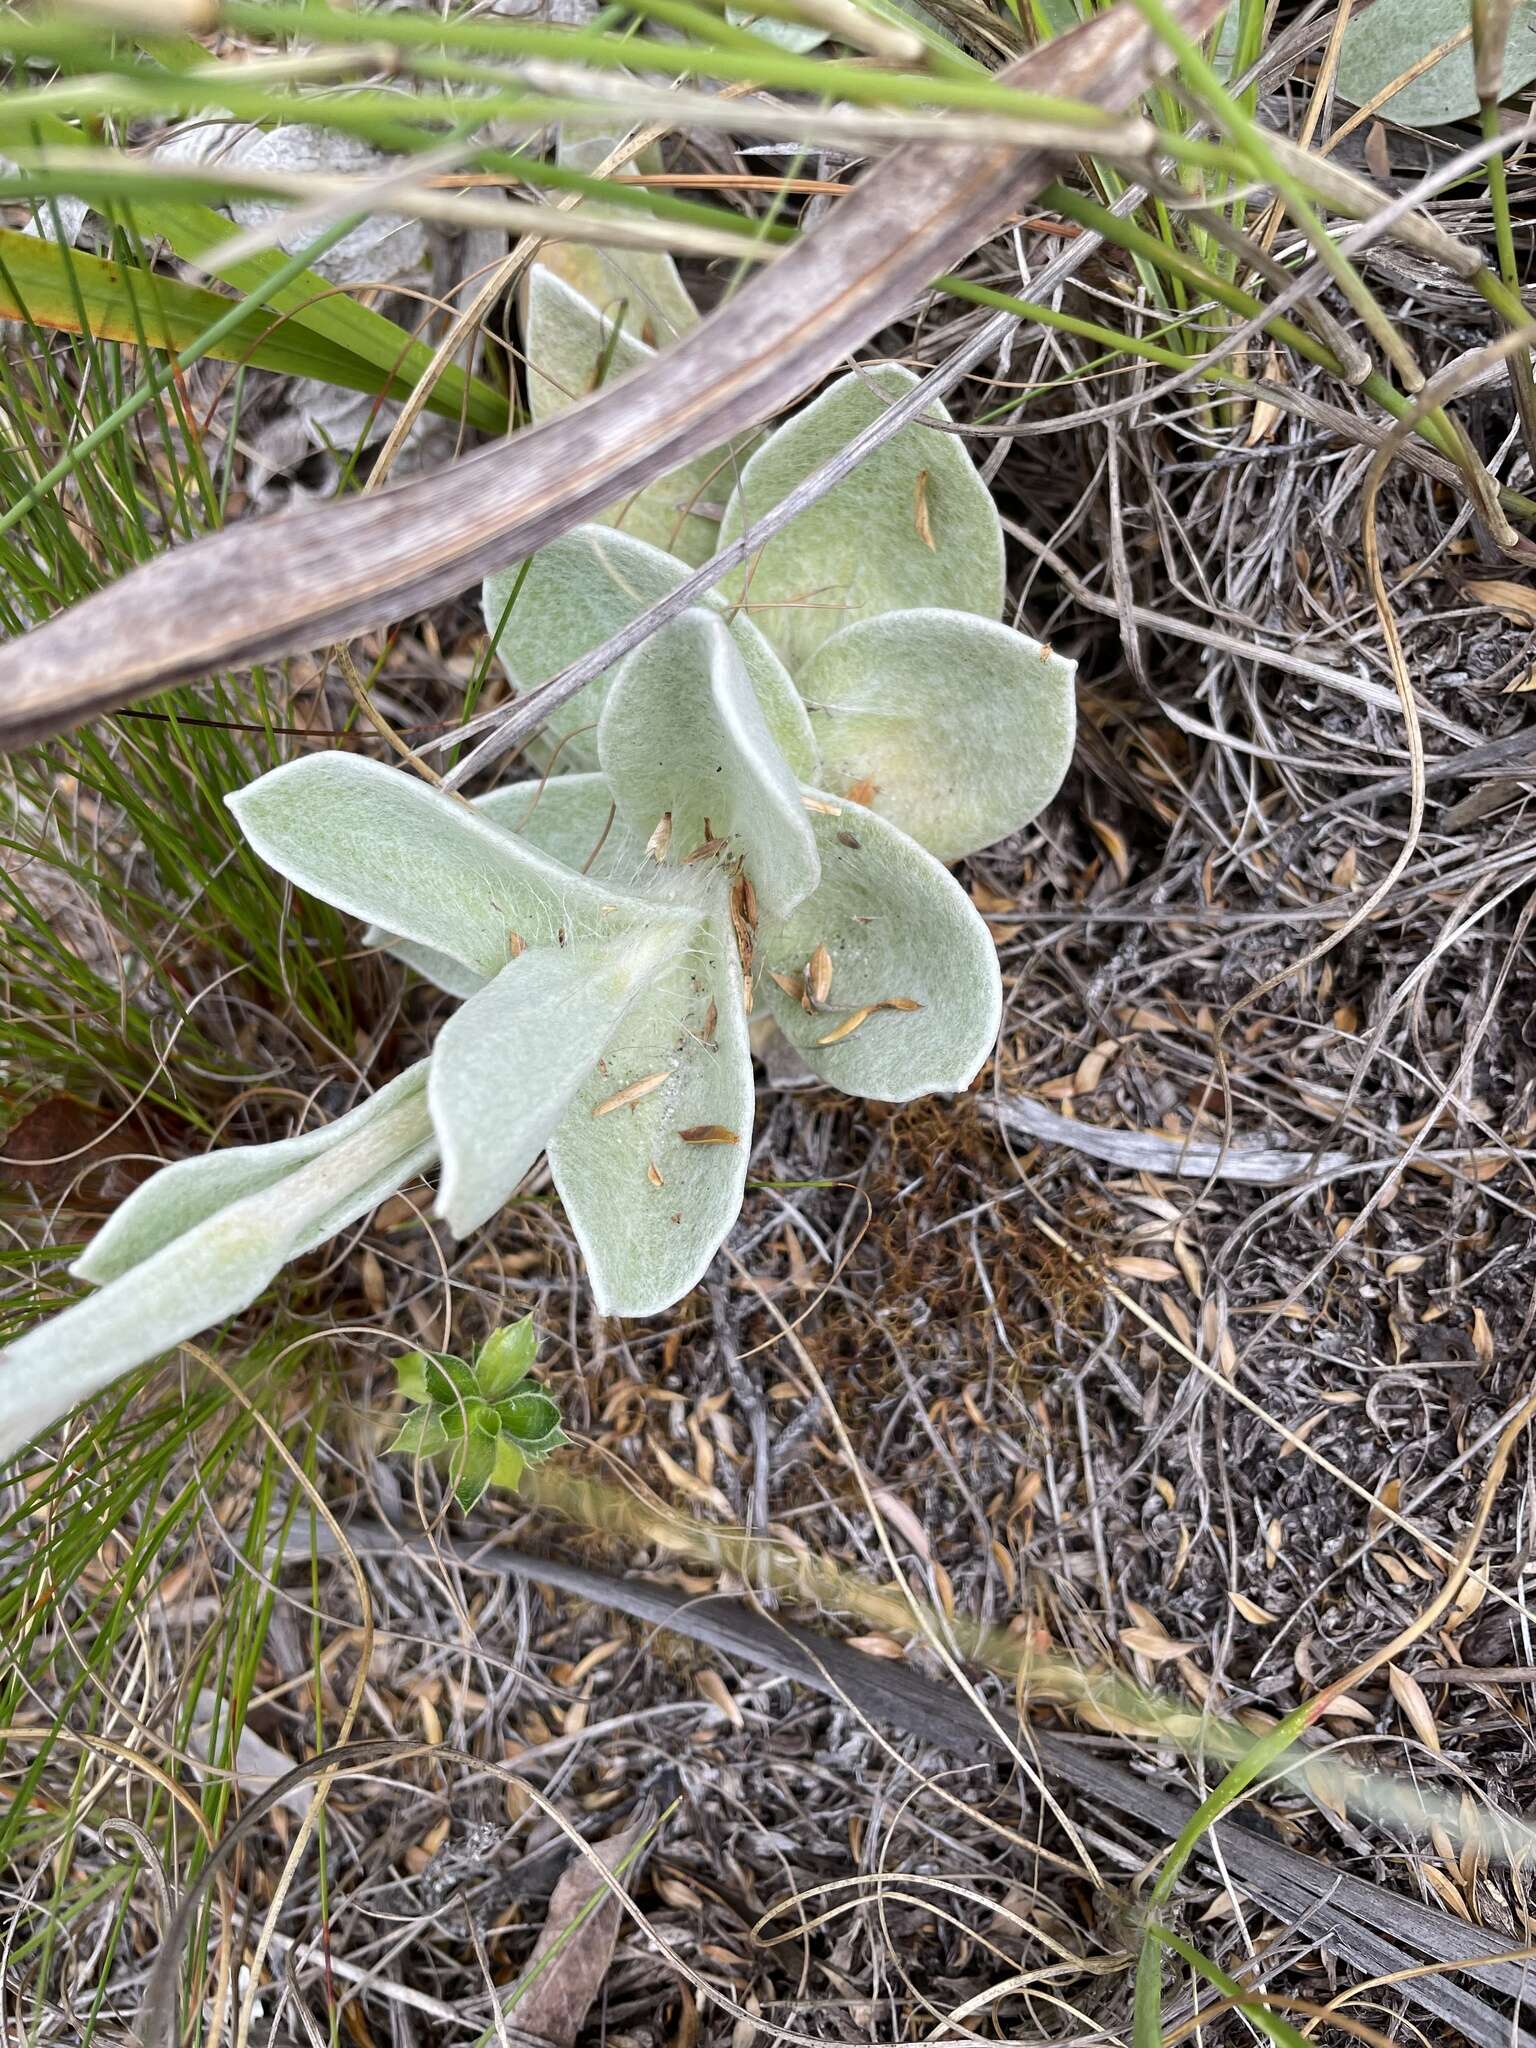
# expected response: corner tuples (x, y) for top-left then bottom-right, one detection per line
(391, 1317), (565, 1510)
(0, 224), (1077, 1465)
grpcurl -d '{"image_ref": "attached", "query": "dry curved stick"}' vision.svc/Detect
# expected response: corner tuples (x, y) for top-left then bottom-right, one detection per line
(982, 1091), (1353, 1184)
(0, 0), (1224, 747)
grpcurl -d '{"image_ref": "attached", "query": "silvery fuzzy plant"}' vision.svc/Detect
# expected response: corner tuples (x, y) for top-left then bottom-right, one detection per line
(0, 289), (1075, 1465)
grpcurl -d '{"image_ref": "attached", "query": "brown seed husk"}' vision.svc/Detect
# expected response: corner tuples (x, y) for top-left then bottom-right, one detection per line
(817, 1005), (878, 1045)
(592, 1072), (668, 1118)
(815, 996), (923, 1044)
(913, 467), (935, 550)
(807, 944), (833, 1007)
(683, 836), (729, 865)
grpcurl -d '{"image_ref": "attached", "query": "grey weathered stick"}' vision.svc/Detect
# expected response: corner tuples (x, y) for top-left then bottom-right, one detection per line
(982, 1092), (1353, 1185)
(0, 0), (1225, 747)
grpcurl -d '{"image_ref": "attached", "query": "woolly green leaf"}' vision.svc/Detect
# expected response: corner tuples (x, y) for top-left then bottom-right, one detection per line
(718, 365), (1005, 671)
(498, 1390), (563, 1446)
(758, 797), (1000, 1098)
(797, 609), (1076, 861)
(524, 131), (729, 564)
(1335, 0), (1536, 123)
(368, 776), (653, 998)
(478, 774), (648, 880)
(475, 1316), (537, 1398)
(523, 267), (731, 566)
(598, 610), (820, 919)
(524, 261), (654, 413)
(0, 1220), (288, 1464)
(0, 1063), (435, 1463)
(76, 1062), (433, 1285)
(429, 920), (684, 1237)
(490, 1436), (527, 1491)
(370, 934), (484, 1003)
(451, 1428), (498, 1511)
(230, 753), (656, 984)
(534, 125), (699, 345)
(726, 0), (954, 54)
(548, 899), (752, 1317)
(725, 6), (828, 47)
(481, 525), (818, 778)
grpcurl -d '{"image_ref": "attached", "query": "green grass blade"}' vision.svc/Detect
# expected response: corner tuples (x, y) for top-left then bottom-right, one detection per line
(1149, 1924), (1316, 2048)
(1133, 1701), (1314, 2048)
(17, 108), (507, 431)
(137, 194), (508, 432)
(0, 228), (507, 431)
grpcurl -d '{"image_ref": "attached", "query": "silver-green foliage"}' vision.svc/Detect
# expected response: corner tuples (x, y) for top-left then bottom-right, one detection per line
(2, 328), (1076, 1461)
(718, 365), (1006, 672)
(1335, 0), (1536, 123)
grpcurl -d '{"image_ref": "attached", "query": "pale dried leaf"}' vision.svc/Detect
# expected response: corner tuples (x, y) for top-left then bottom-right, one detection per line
(1389, 1664), (1443, 1752)
(509, 1812), (660, 2046)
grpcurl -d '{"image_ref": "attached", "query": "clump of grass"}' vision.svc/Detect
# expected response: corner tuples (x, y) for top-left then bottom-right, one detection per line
(0, 1339), (330, 2035)
(0, 287), (365, 1110)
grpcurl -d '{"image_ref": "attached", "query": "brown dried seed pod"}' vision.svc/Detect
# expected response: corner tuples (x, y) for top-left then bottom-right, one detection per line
(815, 996), (923, 1044)
(913, 467), (935, 550)
(816, 1005), (877, 1045)
(678, 1124), (739, 1145)
(591, 1072), (668, 1118)
(806, 944), (833, 1007)
(682, 836), (728, 865)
